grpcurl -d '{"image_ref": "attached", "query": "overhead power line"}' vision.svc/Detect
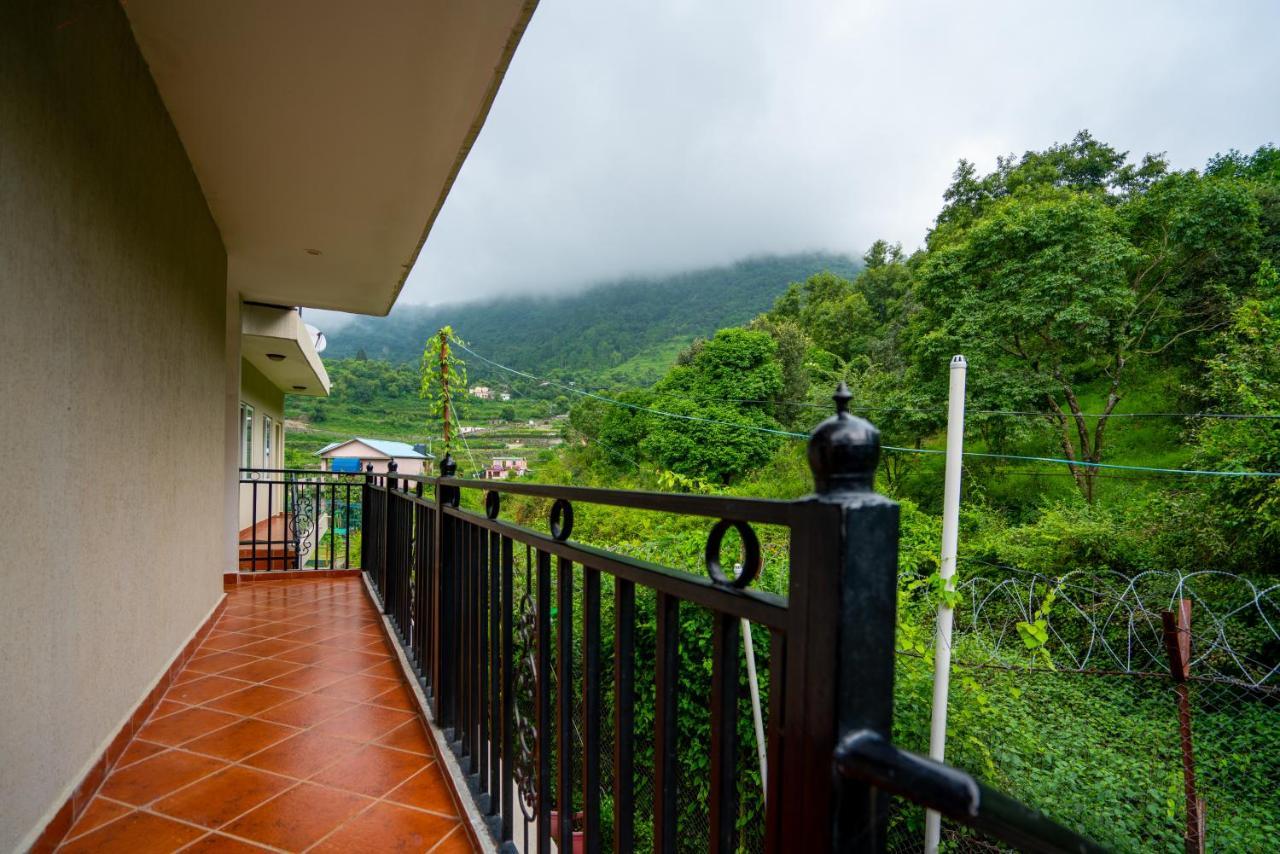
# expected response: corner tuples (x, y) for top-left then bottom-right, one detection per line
(453, 339), (1280, 479)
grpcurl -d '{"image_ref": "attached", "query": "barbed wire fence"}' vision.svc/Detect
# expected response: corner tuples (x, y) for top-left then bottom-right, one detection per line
(886, 565), (1280, 853)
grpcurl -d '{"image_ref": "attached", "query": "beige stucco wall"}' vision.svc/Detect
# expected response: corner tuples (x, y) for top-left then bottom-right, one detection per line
(0, 3), (228, 849)
(237, 359), (287, 535)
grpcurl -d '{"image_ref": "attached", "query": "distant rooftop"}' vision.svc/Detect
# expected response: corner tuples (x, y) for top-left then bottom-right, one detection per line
(315, 437), (434, 459)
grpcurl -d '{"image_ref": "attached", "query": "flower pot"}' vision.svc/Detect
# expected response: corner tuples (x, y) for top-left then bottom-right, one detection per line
(548, 810), (585, 853)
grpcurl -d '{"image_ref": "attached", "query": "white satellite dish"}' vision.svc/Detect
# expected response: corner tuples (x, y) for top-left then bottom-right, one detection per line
(305, 323), (327, 353)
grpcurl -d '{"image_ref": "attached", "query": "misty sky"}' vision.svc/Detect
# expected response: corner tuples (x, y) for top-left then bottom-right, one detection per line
(357, 0), (1280, 316)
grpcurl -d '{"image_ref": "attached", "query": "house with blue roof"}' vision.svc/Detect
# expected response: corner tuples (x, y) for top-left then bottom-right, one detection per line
(315, 437), (434, 477)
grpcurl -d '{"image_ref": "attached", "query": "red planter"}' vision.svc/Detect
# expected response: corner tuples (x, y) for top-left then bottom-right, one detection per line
(548, 810), (585, 853)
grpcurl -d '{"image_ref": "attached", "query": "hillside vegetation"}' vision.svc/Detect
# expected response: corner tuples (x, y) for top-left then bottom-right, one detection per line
(322, 253), (860, 383)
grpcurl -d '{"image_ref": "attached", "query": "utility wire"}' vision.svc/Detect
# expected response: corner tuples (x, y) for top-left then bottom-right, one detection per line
(454, 340), (1280, 479)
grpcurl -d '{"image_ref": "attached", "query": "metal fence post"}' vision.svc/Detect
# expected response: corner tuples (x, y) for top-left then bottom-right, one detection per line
(1163, 599), (1204, 854)
(432, 453), (458, 726)
(381, 461), (397, 613)
(778, 383), (898, 851)
(362, 463), (374, 572)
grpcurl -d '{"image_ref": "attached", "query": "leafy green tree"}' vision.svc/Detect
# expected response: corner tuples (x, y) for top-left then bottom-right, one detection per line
(641, 328), (784, 482)
(916, 137), (1262, 502)
(1192, 261), (1280, 560)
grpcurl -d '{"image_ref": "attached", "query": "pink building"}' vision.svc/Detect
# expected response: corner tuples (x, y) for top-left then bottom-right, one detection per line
(483, 456), (528, 479)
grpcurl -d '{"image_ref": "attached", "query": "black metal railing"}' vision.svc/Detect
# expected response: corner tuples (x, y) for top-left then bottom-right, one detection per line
(238, 468), (363, 571)
(359, 388), (1104, 852)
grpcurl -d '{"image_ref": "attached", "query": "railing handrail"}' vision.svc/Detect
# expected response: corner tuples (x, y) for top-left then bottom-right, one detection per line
(834, 730), (1107, 854)
(372, 473), (795, 525)
(239, 466), (362, 476)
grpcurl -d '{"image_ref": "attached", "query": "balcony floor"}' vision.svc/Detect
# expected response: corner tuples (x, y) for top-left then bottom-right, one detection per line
(59, 576), (473, 853)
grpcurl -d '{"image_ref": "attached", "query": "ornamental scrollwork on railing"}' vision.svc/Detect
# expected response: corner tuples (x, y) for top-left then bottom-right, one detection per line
(512, 562), (540, 821)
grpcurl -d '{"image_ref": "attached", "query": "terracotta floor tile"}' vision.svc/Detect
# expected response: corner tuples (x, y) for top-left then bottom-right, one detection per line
(186, 651), (259, 675)
(216, 658), (302, 685)
(310, 801), (459, 853)
(222, 783), (370, 851)
(385, 763), (459, 816)
(58, 810), (203, 854)
(152, 766), (294, 829)
(214, 617), (270, 632)
(202, 684), (299, 716)
(316, 631), (376, 652)
(315, 649), (390, 674)
(360, 660), (404, 679)
(98, 750), (227, 805)
(182, 718), (298, 761)
(376, 720), (433, 756)
(62, 796), (132, 840)
(114, 740), (168, 769)
(315, 673), (399, 703)
(272, 645), (335, 666)
(135, 707), (240, 747)
(165, 675), (250, 706)
(231, 637), (305, 658)
(237, 621), (310, 639)
(198, 633), (259, 652)
(179, 833), (274, 853)
(241, 730), (361, 778)
(275, 625), (340, 644)
(263, 665), (347, 694)
(312, 703), (415, 743)
(368, 683), (418, 712)
(152, 699), (189, 719)
(311, 743), (430, 798)
(430, 826), (478, 853)
(254, 693), (356, 729)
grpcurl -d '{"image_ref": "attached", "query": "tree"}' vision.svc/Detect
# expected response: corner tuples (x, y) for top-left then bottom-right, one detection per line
(418, 327), (467, 456)
(641, 328), (784, 482)
(915, 131), (1265, 502)
(1192, 261), (1280, 562)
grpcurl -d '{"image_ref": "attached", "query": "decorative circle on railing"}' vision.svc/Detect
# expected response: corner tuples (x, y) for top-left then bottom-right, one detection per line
(485, 490), (501, 520)
(549, 499), (574, 541)
(705, 519), (762, 589)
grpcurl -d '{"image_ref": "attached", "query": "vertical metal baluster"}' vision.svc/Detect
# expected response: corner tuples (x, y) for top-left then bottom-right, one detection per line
(329, 481), (336, 570)
(501, 535), (515, 841)
(311, 479), (319, 571)
(536, 549), (552, 854)
(613, 579), (635, 854)
(250, 479), (258, 572)
(557, 557), (574, 854)
(654, 593), (679, 852)
(476, 527), (483, 793)
(709, 612), (740, 854)
(461, 520), (472, 762)
(582, 567), (601, 854)
(476, 524), (483, 773)
(488, 530), (500, 808)
(764, 629), (785, 853)
(345, 479), (351, 569)
(267, 476), (274, 569)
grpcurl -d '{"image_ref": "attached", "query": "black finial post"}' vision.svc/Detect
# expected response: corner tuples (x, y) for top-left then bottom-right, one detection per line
(440, 453), (457, 478)
(808, 382), (881, 495)
(778, 383), (897, 850)
(387, 460), (398, 492)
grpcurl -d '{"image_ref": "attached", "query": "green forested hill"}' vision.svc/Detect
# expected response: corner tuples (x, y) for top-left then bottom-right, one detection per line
(323, 253), (859, 384)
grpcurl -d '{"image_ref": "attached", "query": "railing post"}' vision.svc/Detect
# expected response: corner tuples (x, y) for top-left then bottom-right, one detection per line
(777, 383), (898, 852)
(432, 453), (458, 726)
(382, 461), (397, 613)
(361, 464), (373, 572)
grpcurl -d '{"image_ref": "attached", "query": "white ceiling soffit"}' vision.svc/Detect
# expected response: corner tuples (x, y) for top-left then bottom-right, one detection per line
(124, 0), (536, 316)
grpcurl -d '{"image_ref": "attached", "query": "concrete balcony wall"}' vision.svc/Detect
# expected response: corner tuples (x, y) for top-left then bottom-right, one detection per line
(0, 2), (227, 848)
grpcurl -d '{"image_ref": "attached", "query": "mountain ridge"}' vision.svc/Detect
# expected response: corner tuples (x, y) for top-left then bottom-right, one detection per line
(323, 252), (860, 383)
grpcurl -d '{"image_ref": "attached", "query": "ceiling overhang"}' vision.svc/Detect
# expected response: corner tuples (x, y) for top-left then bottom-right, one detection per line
(241, 304), (331, 397)
(124, 0), (536, 316)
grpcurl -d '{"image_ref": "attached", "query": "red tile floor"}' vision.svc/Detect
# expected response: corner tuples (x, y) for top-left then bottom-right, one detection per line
(58, 577), (475, 853)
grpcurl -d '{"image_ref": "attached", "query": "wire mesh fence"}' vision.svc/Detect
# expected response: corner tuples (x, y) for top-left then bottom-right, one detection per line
(892, 564), (1280, 852)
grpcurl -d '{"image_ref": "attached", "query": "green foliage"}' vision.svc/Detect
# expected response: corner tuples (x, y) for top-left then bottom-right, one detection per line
(323, 253), (860, 383)
(1191, 261), (1280, 561)
(418, 326), (467, 454)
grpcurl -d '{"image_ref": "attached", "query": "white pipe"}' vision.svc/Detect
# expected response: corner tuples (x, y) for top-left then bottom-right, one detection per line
(742, 618), (768, 800)
(925, 355), (967, 854)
